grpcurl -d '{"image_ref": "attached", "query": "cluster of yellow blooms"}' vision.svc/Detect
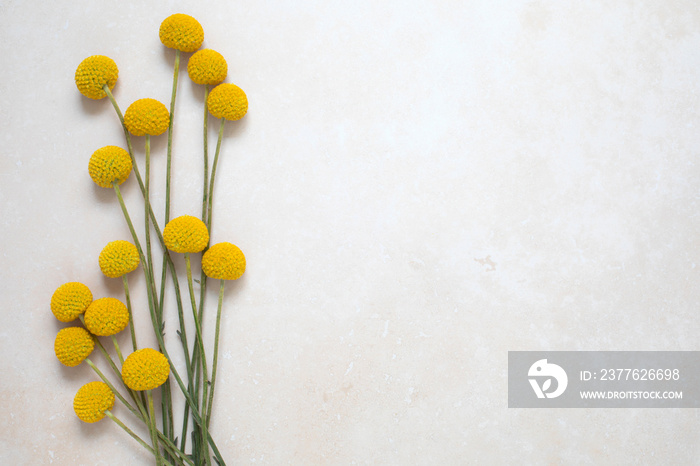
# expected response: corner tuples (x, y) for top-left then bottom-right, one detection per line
(53, 12), (249, 465)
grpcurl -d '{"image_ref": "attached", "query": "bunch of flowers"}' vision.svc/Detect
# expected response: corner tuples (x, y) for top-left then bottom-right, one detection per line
(53, 13), (249, 465)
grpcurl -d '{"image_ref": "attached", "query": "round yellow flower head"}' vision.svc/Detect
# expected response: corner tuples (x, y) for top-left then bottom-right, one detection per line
(88, 145), (133, 188)
(202, 242), (246, 280)
(159, 14), (204, 52)
(99, 240), (140, 278)
(121, 348), (170, 391)
(75, 55), (118, 100)
(124, 98), (170, 136)
(187, 49), (228, 85)
(73, 381), (115, 423)
(207, 83), (248, 121)
(163, 215), (209, 253)
(54, 327), (95, 367)
(51, 282), (93, 322)
(84, 297), (130, 337)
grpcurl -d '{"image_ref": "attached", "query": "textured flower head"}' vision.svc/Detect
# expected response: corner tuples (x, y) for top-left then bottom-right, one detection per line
(51, 282), (93, 322)
(75, 55), (118, 100)
(188, 49), (228, 86)
(99, 240), (140, 278)
(159, 14), (204, 52)
(207, 83), (248, 121)
(73, 381), (115, 423)
(121, 348), (170, 391)
(124, 98), (170, 136)
(88, 145), (133, 188)
(163, 215), (209, 253)
(84, 297), (130, 337)
(54, 327), (95, 367)
(202, 242), (246, 280)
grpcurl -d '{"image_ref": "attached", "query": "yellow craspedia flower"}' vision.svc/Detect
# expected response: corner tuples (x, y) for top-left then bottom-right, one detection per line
(84, 297), (130, 337)
(124, 98), (170, 137)
(88, 145), (132, 188)
(99, 240), (140, 278)
(207, 83), (248, 121)
(122, 348), (170, 391)
(187, 49), (228, 85)
(75, 55), (118, 100)
(51, 282), (93, 322)
(54, 327), (95, 367)
(73, 381), (115, 423)
(202, 242), (246, 280)
(163, 215), (209, 253)
(159, 14), (204, 53)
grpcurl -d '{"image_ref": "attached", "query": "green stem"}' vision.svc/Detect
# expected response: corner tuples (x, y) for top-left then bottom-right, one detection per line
(89, 363), (189, 465)
(179, 401), (191, 454)
(112, 182), (171, 416)
(104, 87), (181, 350)
(185, 253), (211, 464)
(106, 411), (158, 457)
(144, 135), (155, 303)
(112, 182), (163, 337)
(114, 245), (221, 463)
(202, 84), (210, 223)
(85, 318), (121, 376)
(160, 49), (181, 449)
(186, 255), (203, 411)
(158, 429), (195, 466)
(206, 280), (225, 428)
(147, 391), (164, 466)
(86, 347), (148, 424)
(86, 358), (140, 420)
(122, 275), (138, 352)
(207, 118), (226, 235)
(196, 86), (213, 417)
(111, 335), (124, 364)
(104, 85), (137, 165)
(103, 83), (224, 466)
(166, 50), (179, 228)
(112, 183), (150, 297)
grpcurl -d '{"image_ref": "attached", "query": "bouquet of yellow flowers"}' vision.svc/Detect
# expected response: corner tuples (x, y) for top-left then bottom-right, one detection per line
(52, 13), (248, 465)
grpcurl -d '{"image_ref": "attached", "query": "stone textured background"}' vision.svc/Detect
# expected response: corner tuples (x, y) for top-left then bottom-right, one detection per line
(2, 0), (699, 464)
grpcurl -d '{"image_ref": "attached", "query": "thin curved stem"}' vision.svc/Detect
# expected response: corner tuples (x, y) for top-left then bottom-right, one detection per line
(103, 83), (224, 466)
(103, 91), (193, 425)
(81, 313), (121, 375)
(86, 347), (148, 424)
(165, 50), (180, 228)
(112, 183), (150, 294)
(196, 87), (213, 417)
(206, 280), (225, 428)
(144, 135), (155, 303)
(147, 391), (164, 466)
(185, 253), (211, 464)
(89, 362), (190, 465)
(86, 358), (140, 420)
(104, 86), (181, 341)
(160, 49), (181, 449)
(202, 84), (210, 223)
(207, 118), (226, 235)
(117, 177), (193, 391)
(106, 411), (157, 456)
(122, 275), (138, 351)
(111, 335), (124, 364)
(103, 85), (137, 166)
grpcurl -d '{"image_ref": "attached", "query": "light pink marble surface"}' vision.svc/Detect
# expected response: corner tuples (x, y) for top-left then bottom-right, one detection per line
(2, 1), (699, 464)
